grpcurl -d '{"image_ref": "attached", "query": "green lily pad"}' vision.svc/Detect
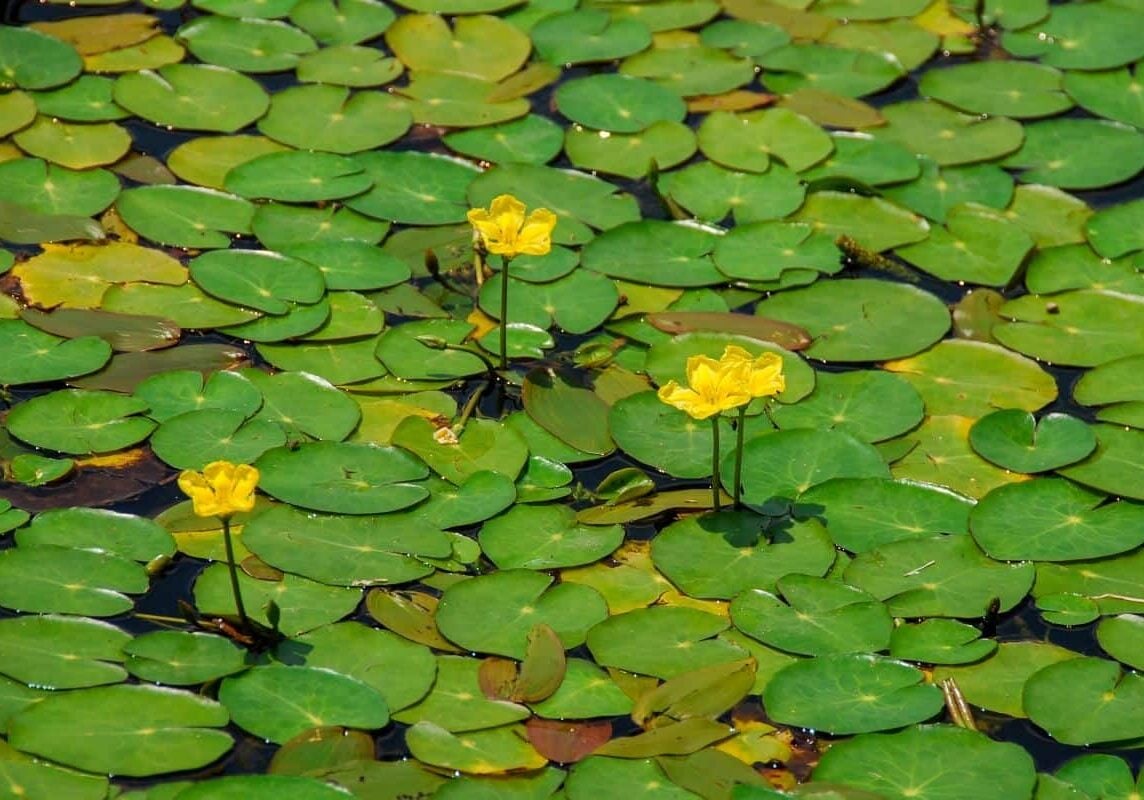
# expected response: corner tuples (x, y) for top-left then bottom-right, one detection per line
(177, 17), (316, 72)
(392, 416), (528, 485)
(764, 654), (943, 734)
(224, 151), (370, 203)
(697, 108), (833, 173)
(257, 84), (411, 153)
(583, 220), (722, 287)
(994, 290), (1144, 367)
(1003, 119), (1144, 190)
(652, 512), (836, 599)
(789, 192), (930, 254)
(814, 725), (1036, 800)
(896, 203), (1033, 287)
(1002, 2), (1144, 70)
(555, 73), (686, 133)
(116, 185), (254, 249)
(170, 775), (358, 800)
(243, 504), (449, 586)
(253, 203), (388, 251)
(532, 9), (651, 65)
(0, 158), (119, 217)
(564, 119), (696, 179)
(0, 28), (82, 90)
(166, 134), (288, 190)
(296, 43), (403, 87)
(8, 684), (231, 776)
(257, 336), (388, 386)
(1026, 243), (1144, 297)
(971, 477), (1144, 562)
(1085, 198), (1144, 259)
(920, 61), (1071, 118)
(1025, 656), (1144, 745)
(18, 506), (174, 561)
(760, 43), (905, 99)
(869, 100), (1025, 166)
(0, 614), (129, 690)
(134, 369), (261, 423)
(801, 132), (920, 187)
(0, 744), (108, 800)
(479, 504), (623, 570)
(8, 454), (73, 486)
(0, 319), (111, 386)
(194, 564), (362, 636)
(799, 477), (974, 553)
(189, 249), (325, 315)
(882, 158), (1013, 224)
(348, 151), (479, 225)
(608, 390), (737, 479)
(234, 369), (358, 442)
(392, 655), (529, 732)
(12, 117), (131, 170)
(529, 658), (633, 720)
(437, 570), (608, 659)
(968, 410), (1095, 472)
(663, 162), (806, 226)
(566, 757), (696, 799)
(394, 71), (531, 129)
(1057, 423), (1144, 501)
(443, 114), (564, 166)
(1064, 65), (1144, 129)
(621, 39), (754, 97)
(113, 64), (269, 132)
(0, 545), (146, 617)
(699, 19), (790, 58)
(933, 641), (1080, 718)
(123, 631), (248, 686)
(712, 220), (839, 282)
(480, 269), (618, 336)
(844, 533), (1035, 618)
(0, 90), (36, 136)
(1092, 615), (1144, 678)
(289, 0), (396, 45)
(731, 575), (893, 656)
(255, 442), (428, 514)
(736, 429), (890, 512)
(770, 370), (923, 443)
(884, 339), (1057, 418)
(7, 389), (154, 454)
(1074, 355), (1144, 408)
(889, 619), (997, 666)
(587, 605), (749, 679)
(220, 664), (387, 745)
(274, 621), (435, 712)
(521, 368), (613, 455)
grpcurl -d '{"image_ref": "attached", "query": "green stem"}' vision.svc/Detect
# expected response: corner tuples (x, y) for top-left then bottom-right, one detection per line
(221, 517), (250, 631)
(711, 417), (721, 512)
(733, 406), (747, 509)
(499, 257), (512, 370)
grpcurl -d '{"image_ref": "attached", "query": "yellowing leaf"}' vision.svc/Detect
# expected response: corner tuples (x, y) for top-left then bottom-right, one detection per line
(14, 242), (186, 308)
(914, 0), (977, 36)
(30, 14), (159, 56)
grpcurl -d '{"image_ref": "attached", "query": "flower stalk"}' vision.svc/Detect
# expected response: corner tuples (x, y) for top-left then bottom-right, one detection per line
(657, 345), (785, 511)
(467, 194), (557, 372)
(178, 461), (260, 633)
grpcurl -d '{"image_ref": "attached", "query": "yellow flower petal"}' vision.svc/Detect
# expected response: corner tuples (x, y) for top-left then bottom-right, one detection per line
(178, 460), (260, 519)
(467, 194), (556, 258)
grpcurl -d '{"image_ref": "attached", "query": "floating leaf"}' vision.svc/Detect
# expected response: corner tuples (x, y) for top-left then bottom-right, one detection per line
(219, 664), (388, 744)
(113, 64), (269, 132)
(8, 684), (232, 776)
(7, 389), (153, 454)
(968, 410), (1095, 473)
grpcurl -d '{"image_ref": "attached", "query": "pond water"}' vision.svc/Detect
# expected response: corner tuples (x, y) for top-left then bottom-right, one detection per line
(1, 0), (1144, 798)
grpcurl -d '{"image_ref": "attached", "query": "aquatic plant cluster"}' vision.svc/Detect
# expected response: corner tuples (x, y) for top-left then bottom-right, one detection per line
(0, 0), (1143, 797)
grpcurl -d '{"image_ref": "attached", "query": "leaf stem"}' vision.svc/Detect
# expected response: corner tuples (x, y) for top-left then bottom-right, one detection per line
(733, 406), (746, 509)
(499, 257), (512, 370)
(221, 517), (250, 632)
(711, 417), (721, 512)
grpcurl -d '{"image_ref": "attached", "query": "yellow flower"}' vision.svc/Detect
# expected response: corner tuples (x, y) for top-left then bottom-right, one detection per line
(467, 194), (557, 258)
(177, 461), (260, 519)
(720, 345), (785, 398)
(657, 354), (753, 420)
